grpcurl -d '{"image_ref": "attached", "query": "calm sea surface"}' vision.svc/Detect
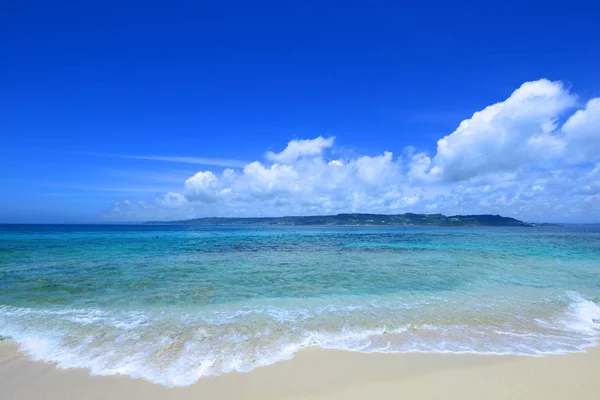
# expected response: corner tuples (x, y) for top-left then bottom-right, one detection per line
(1, 224), (599, 386)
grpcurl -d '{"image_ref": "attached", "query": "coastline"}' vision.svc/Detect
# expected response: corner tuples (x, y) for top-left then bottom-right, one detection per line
(2, 341), (599, 399)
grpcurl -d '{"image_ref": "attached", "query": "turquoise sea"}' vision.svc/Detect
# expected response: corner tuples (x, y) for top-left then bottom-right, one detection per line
(1, 224), (600, 387)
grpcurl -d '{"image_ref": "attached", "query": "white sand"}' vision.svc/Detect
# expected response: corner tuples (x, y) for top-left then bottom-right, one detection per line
(2, 341), (599, 399)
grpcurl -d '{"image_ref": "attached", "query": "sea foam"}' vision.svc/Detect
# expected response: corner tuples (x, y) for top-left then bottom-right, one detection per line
(1, 291), (599, 387)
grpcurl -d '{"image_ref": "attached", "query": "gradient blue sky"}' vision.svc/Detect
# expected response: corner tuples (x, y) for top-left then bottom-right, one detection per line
(2, 1), (600, 223)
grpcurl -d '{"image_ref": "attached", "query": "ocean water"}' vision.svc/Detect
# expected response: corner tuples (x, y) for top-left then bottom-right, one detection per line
(1, 224), (600, 387)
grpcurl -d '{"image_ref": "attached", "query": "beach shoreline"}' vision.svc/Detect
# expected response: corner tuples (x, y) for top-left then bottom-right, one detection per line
(2, 340), (599, 400)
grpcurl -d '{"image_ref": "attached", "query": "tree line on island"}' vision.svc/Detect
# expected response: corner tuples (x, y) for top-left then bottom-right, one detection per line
(146, 213), (557, 227)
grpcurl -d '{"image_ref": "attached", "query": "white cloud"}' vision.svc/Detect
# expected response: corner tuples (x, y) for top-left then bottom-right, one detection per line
(405, 149), (434, 182)
(104, 80), (600, 223)
(157, 192), (188, 208)
(423, 79), (578, 181)
(355, 152), (396, 183)
(181, 154), (405, 214)
(266, 136), (335, 163)
(562, 98), (600, 163)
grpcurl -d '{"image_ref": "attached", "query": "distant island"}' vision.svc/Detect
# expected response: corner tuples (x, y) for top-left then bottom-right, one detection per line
(145, 213), (552, 227)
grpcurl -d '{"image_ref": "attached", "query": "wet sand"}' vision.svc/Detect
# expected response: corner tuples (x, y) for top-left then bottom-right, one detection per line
(1, 341), (599, 399)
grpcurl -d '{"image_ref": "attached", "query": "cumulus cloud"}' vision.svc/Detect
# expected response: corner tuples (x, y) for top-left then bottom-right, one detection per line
(562, 98), (600, 163)
(266, 136), (335, 163)
(104, 79), (600, 222)
(184, 171), (220, 202)
(419, 79), (578, 181)
(411, 80), (600, 182)
(175, 138), (410, 216)
(157, 192), (188, 208)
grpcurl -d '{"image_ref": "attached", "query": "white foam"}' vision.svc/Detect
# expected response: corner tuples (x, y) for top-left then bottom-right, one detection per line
(564, 291), (600, 334)
(1, 291), (599, 387)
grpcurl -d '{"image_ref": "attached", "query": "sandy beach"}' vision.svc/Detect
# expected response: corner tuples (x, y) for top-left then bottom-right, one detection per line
(1, 341), (598, 400)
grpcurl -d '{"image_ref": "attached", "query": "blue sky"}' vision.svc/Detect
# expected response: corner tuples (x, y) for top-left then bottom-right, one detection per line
(2, 1), (600, 223)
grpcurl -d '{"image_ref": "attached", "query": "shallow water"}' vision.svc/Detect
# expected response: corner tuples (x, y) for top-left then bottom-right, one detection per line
(1, 224), (599, 386)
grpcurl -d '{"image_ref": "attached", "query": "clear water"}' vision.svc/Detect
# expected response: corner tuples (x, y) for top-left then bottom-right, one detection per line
(1, 224), (599, 387)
